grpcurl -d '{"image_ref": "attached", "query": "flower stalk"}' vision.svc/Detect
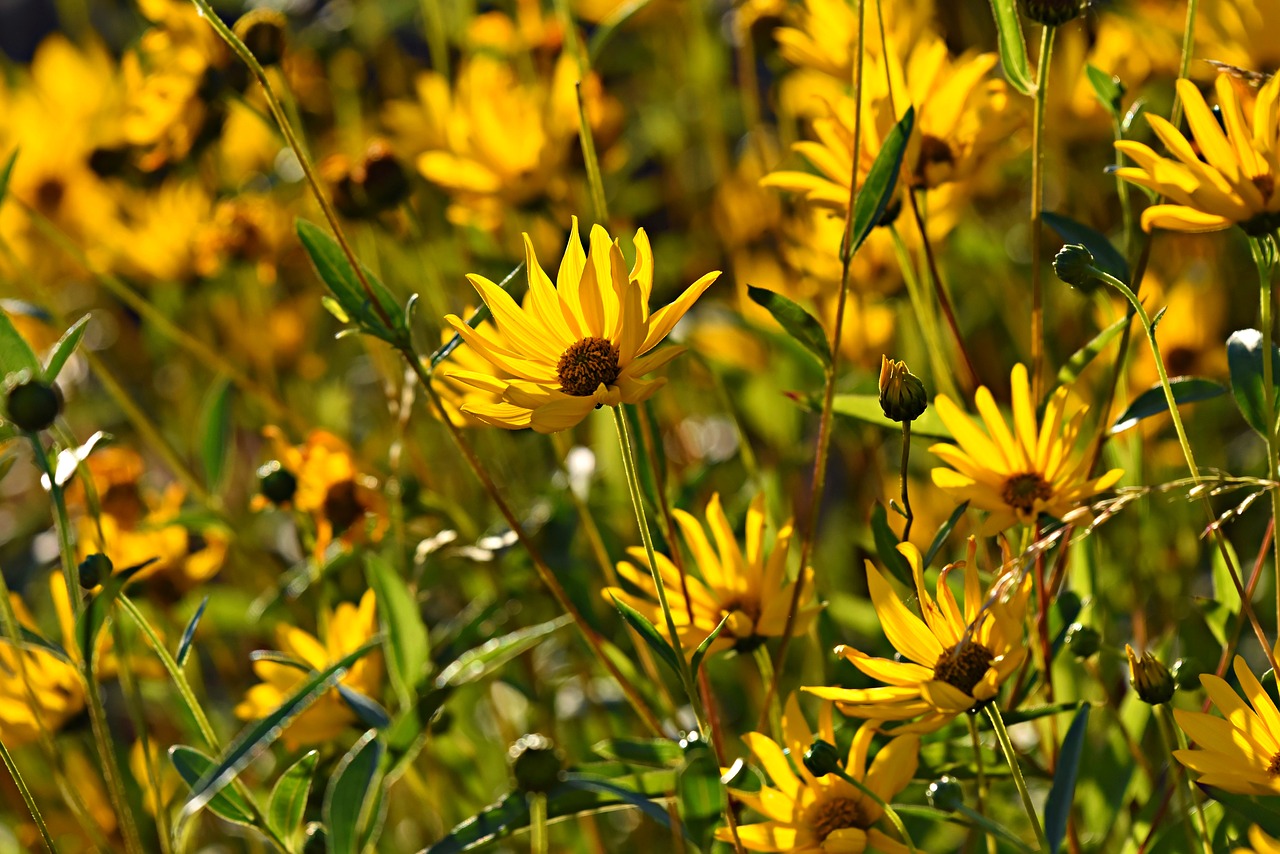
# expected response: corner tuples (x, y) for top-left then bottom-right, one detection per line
(1030, 25), (1056, 402)
(984, 703), (1050, 851)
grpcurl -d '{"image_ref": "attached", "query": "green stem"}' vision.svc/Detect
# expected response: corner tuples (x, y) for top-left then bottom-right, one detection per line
(553, 0), (608, 225)
(829, 766), (918, 853)
(1030, 25), (1055, 402)
(1169, 0), (1200, 128)
(968, 713), (996, 854)
(530, 792), (548, 854)
(984, 704), (1049, 851)
(0, 736), (56, 853)
(1157, 704), (1211, 854)
(899, 421), (914, 541)
(1251, 236), (1280, 634)
(751, 644), (782, 742)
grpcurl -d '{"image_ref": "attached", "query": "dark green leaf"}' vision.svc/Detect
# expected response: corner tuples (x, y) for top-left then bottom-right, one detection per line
(296, 219), (405, 346)
(436, 616), (570, 687)
(611, 596), (682, 682)
(175, 596), (209, 667)
(180, 638), (380, 819)
(849, 107), (915, 256)
(42, 314), (90, 382)
(1085, 65), (1124, 120)
(1045, 704), (1091, 853)
(871, 502), (914, 588)
(923, 501), (968, 569)
(561, 774), (673, 833)
(747, 286), (830, 369)
(825, 393), (952, 439)
(1000, 701), (1085, 726)
(323, 729), (383, 854)
(197, 377), (233, 494)
(1044, 211), (1130, 285)
(366, 553), (430, 706)
(268, 750), (318, 841)
(677, 745), (722, 852)
(0, 307), (41, 378)
(336, 685), (391, 729)
(1227, 329), (1280, 437)
(1110, 377), (1226, 434)
(1209, 789), (1280, 837)
(690, 613), (730, 678)
(77, 559), (154, 666)
(168, 746), (256, 827)
(988, 0), (1034, 95)
(428, 264), (523, 370)
(591, 738), (684, 767)
(1056, 316), (1130, 390)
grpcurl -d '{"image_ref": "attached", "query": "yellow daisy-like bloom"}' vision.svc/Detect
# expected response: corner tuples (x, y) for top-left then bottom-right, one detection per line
(0, 594), (86, 748)
(1115, 74), (1280, 235)
(1236, 826), (1280, 854)
(235, 590), (383, 750)
(929, 364), (1124, 535)
(1173, 656), (1280, 796)
(604, 493), (820, 656)
(805, 543), (1031, 733)
(717, 694), (919, 852)
(441, 218), (720, 433)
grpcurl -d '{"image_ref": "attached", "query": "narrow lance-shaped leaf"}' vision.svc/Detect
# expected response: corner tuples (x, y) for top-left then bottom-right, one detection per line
(1227, 329), (1280, 437)
(0, 308), (41, 378)
(323, 729), (384, 854)
(690, 614), (730, 678)
(611, 596), (683, 682)
(429, 263), (524, 370)
(198, 377), (233, 494)
(1085, 65), (1124, 121)
(848, 106), (915, 256)
(1110, 377), (1226, 434)
(1044, 704), (1091, 853)
(1044, 211), (1130, 286)
(436, 615), (570, 687)
(923, 501), (969, 569)
(77, 559), (156, 665)
(988, 0), (1035, 95)
(366, 552), (430, 706)
(168, 746), (257, 827)
(175, 596), (210, 667)
(747, 286), (831, 369)
(42, 314), (90, 383)
(296, 219), (406, 346)
(871, 502), (914, 589)
(1056, 315), (1129, 391)
(268, 750), (319, 841)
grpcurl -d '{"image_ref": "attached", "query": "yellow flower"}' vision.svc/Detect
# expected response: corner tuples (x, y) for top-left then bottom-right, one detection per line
(603, 493), (819, 655)
(772, 0), (933, 84)
(130, 739), (180, 816)
(1236, 826), (1280, 854)
(805, 543), (1031, 733)
(440, 218), (720, 432)
(717, 694), (919, 852)
(431, 321), (512, 428)
(929, 364), (1124, 535)
(0, 587), (87, 747)
(235, 590), (383, 750)
(1173, 656), (1280, 796)
(1115, 74), (1280, 234)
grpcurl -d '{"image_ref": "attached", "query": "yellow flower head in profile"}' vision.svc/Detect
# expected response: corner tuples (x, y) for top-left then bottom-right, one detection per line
(1173, 656), (1280, 796)
(441, 218), (720, 433)
(1115, 74), (1280, 234)
(805, 543), (1031, 733)
(604, 493), (819, 655)
(929, 364), (1124, 535)
(1236, 826), (1280, 854)
(718, 694), (920, 852)
(235, 590), (383, 750)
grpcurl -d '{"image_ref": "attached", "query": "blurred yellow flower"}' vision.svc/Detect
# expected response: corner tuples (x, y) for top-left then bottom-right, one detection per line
(0, 588), (86, 747)
(1236, 826), (1280, 854)
(1174, 656), (1280, 795)
(235, 590), (383, 749)
(130, 738), (180, 816)
(604, 492), (819, 655)
(441, 219), (719, 432)
(1116, 75), (1280, 234)
(929, 364), (1124, 534)
(806, 543), (1030, 733)
(718, 694), (919, 852)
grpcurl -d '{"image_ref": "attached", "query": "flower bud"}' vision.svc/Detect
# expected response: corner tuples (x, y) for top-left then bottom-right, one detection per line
(1064, 623), (1100, 659)
(257, 460), (298, 505)
(802, 738), (842, 778)
(1020, 0), (1083, 26)
(5, 375), (62, 432)
(1171, 658), (1205, 691)
(1053, 244), (1098, 290)
(1126, 644), (1175, 705)
(509, 734), (563, 793)
(927, 776), (965, 812)
(359, 140), (410, 212)
(878, 356), (928, 423)
(79, 553), (113, 589)
(233, 10), (288, 66)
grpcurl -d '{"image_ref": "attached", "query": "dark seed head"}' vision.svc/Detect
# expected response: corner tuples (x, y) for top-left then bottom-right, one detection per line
(257, 461), (298, 505)
(5, 377), (62, 432)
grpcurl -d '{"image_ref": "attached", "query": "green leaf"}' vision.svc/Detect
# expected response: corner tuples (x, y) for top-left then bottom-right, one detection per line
(0, 150), (17, 208)
(591, 738), (684, 767)
(435, 616), (570, 687)
(922, 501), (969, 569)
(587, 0), (653, 61)
(1085, 65), (1125, 120)
(175, 595), (209, 667)
(197, 377), (233, 494)
(42, 314), (90, 383)
(988, 0), (1034, 95)
(1044, 211), (1130, 286)
(1209, 789), (1280, 837)
(428, 263), (523, 370)
(296, 219), (406, 346)
(611, 596), (683, 681)
(366, 553), (430, 706)
(168, 746), (257, 827)
(337, 685), (391, 729)
(1056, 315), (1130, 390)
(849, 106), (915, 256)
(1110, 377), (1226, 434)
(677, 743), (722, 852)
(77, 558), (154, 666)
(561, 774), (674, 833)
(1000, 700), (1085, 726)
(1227, 329), (1280, 437)
(180, 638), (380, 820)
(0, 307), (41, 378)
(268, 750), (318, 841)
(871, 502), (914, 589)
(323, 729), (383, 854)
(1044, 704), (1091, 853)
(826, 393), (952, 440)
(690, 613), (730, 678)
(747, 286), (830, 369)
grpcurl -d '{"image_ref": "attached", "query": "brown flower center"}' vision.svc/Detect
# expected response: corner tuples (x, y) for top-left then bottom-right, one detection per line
(807, 796), (868, 841)
(324, 479), (365, 535)
(933, 641), (996, 698)
(1001, 473), (1053, 515)
(35, 178), (65, 214)
(1269, 752), (1280, 776)
(556, 337), (621, 397)
(1254, 173), (1276, 201)
(915, 134), (957, 187)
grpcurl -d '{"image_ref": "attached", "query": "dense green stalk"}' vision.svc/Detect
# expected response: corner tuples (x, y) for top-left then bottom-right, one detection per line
(985, 704), (1049, 851)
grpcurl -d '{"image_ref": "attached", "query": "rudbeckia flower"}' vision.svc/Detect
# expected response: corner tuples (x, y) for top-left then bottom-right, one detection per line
(1115, 74), (1280, 234)
(603, 492), (819, 655)
(235, 590), (383, 749)
(805, 543), (1031, 733)
(440, 218), (720, 433)
(929, 364), (1124, 535)
(717, 694), (920, 852)
(1173, 656), (1280, 796)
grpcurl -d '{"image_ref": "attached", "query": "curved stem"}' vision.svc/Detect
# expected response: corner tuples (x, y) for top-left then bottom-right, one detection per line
(984, 703), (1050, 851)
(0, 736), (55, 853)
(1030, 25), (1056, 402)
(968, 713), (996, 854)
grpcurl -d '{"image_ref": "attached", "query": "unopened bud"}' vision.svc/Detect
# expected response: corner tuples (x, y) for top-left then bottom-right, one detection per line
(5, 374), (62, 432)
(802, 738), (842, 777)
(257, 460), (298, 505)
(508, 734), (563, 793)
(1020, 0), (1083, 26)
(1126, 644), (1175, 705)
(79, 553), (113, 589)
(1064, 623), (1100, 659)
(233, 10), (288, 66)
(1053, 244), (1098, 289)
(927, 776), (965, 812)
(879, 356), (928, 423)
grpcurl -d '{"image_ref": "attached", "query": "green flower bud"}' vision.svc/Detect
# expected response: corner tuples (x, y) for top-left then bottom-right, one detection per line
(1053, 244), (1098, 290)
(1127, 644), (1176, 705)
(878, 356), (928, 423)
(1020, 0), (1084, 26)
(1056, 590), (1082, 623)
(233, 10), (288, 66)
(927, 776), (965, 812)
(257, 460), (298, 505)
(5, 375), (62, 432)
(509, 734), (563, 793)
(1064, 623), (1100, 660)
(802, 738), (842, 778)
(1171, 658), (1205, 691)
(79, 553), (113, 589)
